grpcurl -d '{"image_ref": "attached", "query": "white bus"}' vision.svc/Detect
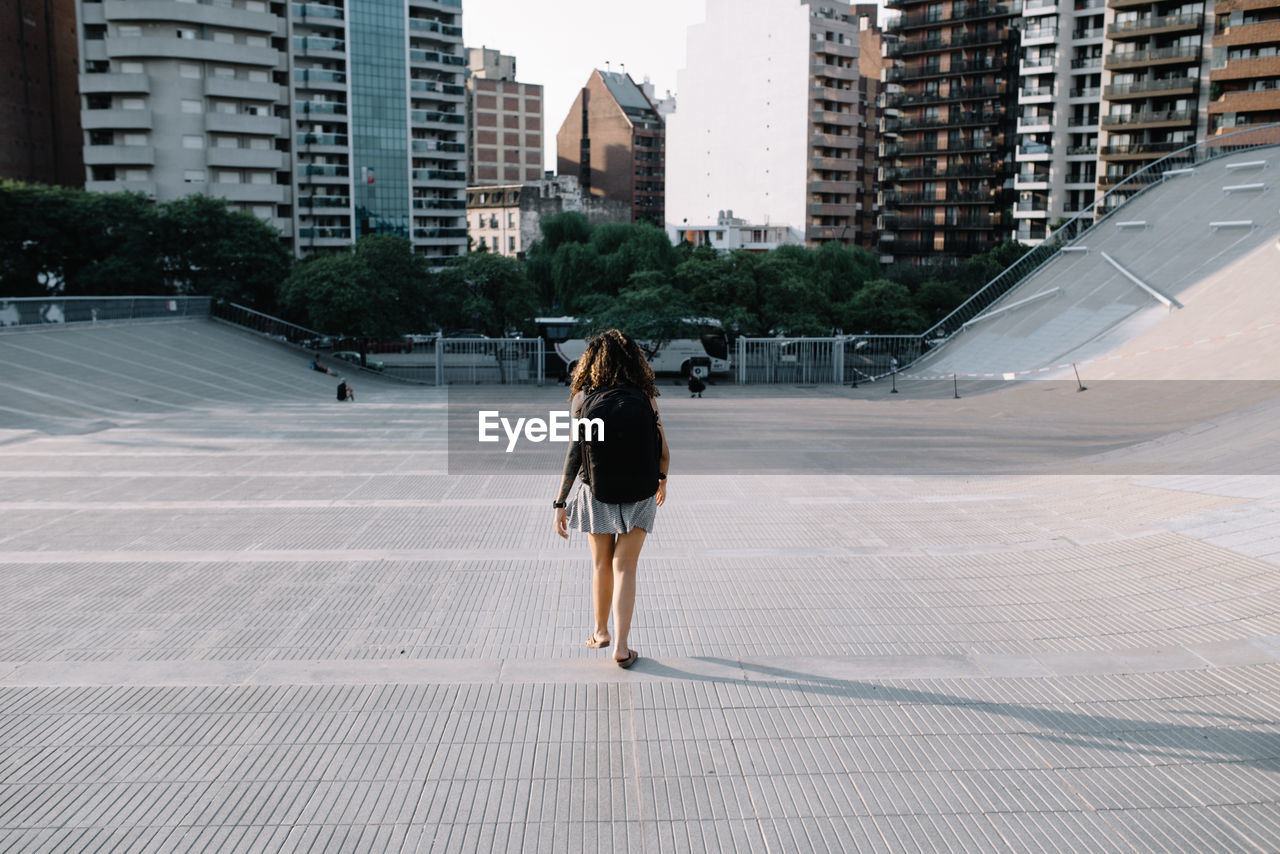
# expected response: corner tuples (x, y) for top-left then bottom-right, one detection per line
(534, 317), (731, 383)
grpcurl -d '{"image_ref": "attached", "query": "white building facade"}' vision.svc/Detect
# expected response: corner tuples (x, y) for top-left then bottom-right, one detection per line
(667, 0), (881, 248)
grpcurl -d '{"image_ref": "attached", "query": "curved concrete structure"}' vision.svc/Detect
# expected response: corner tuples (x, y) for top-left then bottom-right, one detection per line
(1, 318), (1279, 849)
(914, 147), (1280, 382)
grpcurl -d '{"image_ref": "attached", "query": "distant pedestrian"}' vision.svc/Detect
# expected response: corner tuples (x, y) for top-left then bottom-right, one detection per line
(311, 353), (334, 375)
(554, 329), (669, 669)
(336, 381), (354, 402)
(687, 372), (705, 398)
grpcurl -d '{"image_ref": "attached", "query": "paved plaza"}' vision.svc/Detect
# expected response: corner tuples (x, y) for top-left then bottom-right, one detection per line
(2, 321), (1280, 851)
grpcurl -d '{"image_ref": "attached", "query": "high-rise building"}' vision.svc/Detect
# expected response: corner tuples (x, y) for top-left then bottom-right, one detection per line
(1011, 0), (1106, 243)
(556, 69), (665, 225)
(1, 0), (83, 186)
(1208, 0), (1280, 135)
(879, 0), (1021, 262)
(74, 0), (467, 263)
(1096, 0), (1213, 206)
(465, 47), (544, 185)
(666, 0), (882, 249)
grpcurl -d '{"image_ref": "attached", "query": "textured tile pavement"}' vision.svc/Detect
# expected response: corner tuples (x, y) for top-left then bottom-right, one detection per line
(3, 323), (1280, 851)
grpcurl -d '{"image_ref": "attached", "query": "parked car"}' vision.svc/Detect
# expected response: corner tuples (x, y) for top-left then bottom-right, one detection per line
(332, 351), (385, 371)
(302, 335), (334, 350)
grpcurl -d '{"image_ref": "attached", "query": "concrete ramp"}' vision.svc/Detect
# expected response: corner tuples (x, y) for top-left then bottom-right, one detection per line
(0, 319), (356, 434)
(914, 148), (1280, 380)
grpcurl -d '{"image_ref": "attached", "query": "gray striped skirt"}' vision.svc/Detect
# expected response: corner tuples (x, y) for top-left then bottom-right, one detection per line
(566, 483), (658, 535)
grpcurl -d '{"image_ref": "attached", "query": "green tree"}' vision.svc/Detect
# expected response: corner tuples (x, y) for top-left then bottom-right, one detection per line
(576, 281), (699, 353)
(843, 279), (927, 334)
(278, 234), (432, 340)
(156, 195), (289, 309)
(435, 249), (538, 337)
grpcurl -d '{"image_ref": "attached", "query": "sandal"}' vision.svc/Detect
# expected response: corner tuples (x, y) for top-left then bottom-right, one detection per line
(615, 649), (639, 669)
(585, 633), (610, 649)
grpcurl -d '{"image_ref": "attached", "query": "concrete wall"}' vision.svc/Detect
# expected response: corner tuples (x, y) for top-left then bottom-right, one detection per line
(666, 0), (811, 229)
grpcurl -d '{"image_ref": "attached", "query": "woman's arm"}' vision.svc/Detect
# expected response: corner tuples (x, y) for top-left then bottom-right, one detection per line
(652, 397), (669, 506)
(556, 391), (585, 504)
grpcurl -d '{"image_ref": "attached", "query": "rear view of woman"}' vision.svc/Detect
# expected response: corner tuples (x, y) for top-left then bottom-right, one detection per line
(554, 330), (669, 668)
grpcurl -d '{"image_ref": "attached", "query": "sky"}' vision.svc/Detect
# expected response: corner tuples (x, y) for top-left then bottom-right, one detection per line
(462, 0), (708, 172)
(462, 1), (891, 173)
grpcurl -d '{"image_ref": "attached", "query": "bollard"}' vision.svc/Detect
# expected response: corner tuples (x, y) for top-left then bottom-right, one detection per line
(1073, 362), (1087, 392)
(953, 373), (960, 399)
(890, 370), (898, 393)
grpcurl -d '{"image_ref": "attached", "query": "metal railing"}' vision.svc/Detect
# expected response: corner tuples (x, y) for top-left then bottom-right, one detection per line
(433, 338), (545, 386)
(915, 122), (1280, 351)
(211, 301), (326, 347)
(0, 296), (211, 329)
(734, 336), (925, 385)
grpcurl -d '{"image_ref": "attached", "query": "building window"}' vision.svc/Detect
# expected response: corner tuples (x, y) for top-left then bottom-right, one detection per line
(180, 64), (202, 79)
(182, 135), (205, 149)
(184, 169), (207, 183)
(181, 99), (203, 113)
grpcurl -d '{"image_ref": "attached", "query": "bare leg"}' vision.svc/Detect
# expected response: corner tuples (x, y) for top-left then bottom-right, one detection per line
(610, 527), (648, 661)
(586, 533), (616, 644)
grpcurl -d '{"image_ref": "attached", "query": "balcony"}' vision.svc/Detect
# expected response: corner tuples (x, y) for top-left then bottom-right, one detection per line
(1064, 171), (1096, 184)
(1103, 76), (1197, 99)
(884, 163), (1000, 181)
(83, 144), (155, 166)
(1013, 199), (1049, 216)
(412, 139), (466, 154)
(298, 226), (352, 241)
(1070, 56), (1102, 69)
(85, 179), (155, 197)
(78, 72), (149, 95)
(1069, 86), (1101, 100)
(208, 183), (289, 204)
(408, 17), (463, 38)
(294, 36), (344, 54)
(887, 110), (1005, 132)
(105, 37), (278, 67)
(297, 195), (351, 212)
(298, 132), (349, 148)
(1108, 0), (1158, 8)
(295, 68), (347, 87)
(883, 189), (998, 205)
(886, 58), (1004, 83)
(204, 113), (283, 135)
(1022, 24), (1059, 44)
(882, 213), (1001, 229)
(104, 0), (278, 33)
(1099, 109), (1194, 129)
(1013, 170), (1050, 187)
(206, 148), (285, 170)
(1071, 27), (1104, 40)
(884, 28), (1008, 56)
(884, 138), (999, 155)
(205, 77), (279, 102)
(1066, 143), (1098, 156)
(412, 198), (467, 211)
(410, 80), (465, 98)
(297, 164), (349, 178)
(1106, 13), (1203, 39)
(413, 168), (466, 183)
(410, 110), (465, 126)
(1017, 114), (1054, 133)
(881, 236), (998, 255)
(1104, 45), (1200, 70)
(292, 3), (343, 21)
(296, 100), (347, 116)
(890, 2), (1022, 31)
(1016, 144), (1053, 158)
(893, 84), (1008, 107)
(1099, 140), (1184, 158)
(413, 227), (468, 240)
(81, 109), (152, 131)
(1020, 85), (1054, 102)
(409, 49), (465, 67)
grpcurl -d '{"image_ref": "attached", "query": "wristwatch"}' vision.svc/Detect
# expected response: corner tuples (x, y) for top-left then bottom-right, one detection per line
(552, 499), (566, 509)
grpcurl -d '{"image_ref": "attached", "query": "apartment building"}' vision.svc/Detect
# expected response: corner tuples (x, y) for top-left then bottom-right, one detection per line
(1096, 0), (1214, 205)
(879, 0), (1021, 262)
(74, 0), (467, 263)
(556, 69), (665, 225)
(1209, 0), (1280, 134)
(465, 47), (544, 185)
(1, 0), (83, 186)
(666, 0), (881, 249)
(1012, 0), (1107, 243)
(466, 174), (631, 258)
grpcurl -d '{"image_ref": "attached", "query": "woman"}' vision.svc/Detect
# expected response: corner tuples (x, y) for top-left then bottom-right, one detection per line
(554, 329), (669, 668)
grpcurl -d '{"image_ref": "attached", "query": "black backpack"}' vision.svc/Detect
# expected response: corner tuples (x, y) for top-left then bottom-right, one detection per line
(578, 384), (661, 504)
(336, 382), (348, 401)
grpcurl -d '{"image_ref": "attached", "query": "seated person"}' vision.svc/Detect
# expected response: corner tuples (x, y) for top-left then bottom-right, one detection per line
(336, 381), (354, 402)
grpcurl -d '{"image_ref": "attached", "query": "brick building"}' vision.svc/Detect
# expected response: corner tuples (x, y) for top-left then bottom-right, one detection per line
(466, 47), (544, 185)
(556, 70), (665, 225)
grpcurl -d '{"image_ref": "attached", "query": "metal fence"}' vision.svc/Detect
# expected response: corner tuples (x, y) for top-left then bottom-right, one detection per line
(435, 338), (545, 386)
(0, 296), (211, 329)
(211, 301), (327, 347)
(842, 335), (924, 384)
(735, 337), (845, 384)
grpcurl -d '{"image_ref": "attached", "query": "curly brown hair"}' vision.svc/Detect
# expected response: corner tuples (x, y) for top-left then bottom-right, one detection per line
(569, 329), (660, 399)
